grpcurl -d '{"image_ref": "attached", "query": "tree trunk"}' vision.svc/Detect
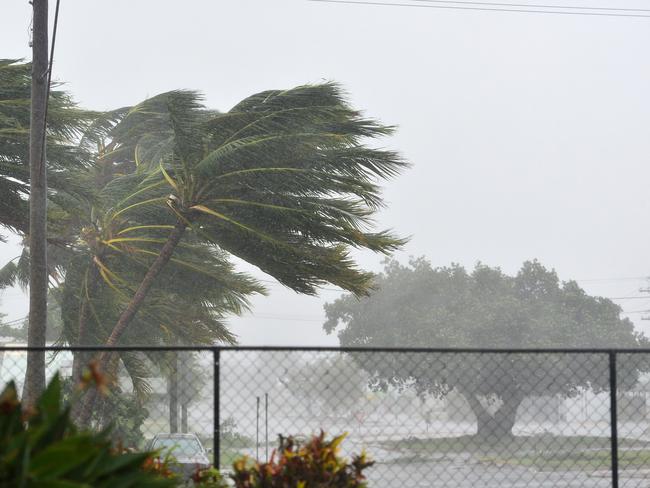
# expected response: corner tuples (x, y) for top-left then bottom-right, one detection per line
(461, 389), (524, 442)
(24, 0), (49, 407)
(72, 261), (102, 382)
(70, 262), (105, 424)
(105, 220), (186, 348)
(76, 221), (186, 425)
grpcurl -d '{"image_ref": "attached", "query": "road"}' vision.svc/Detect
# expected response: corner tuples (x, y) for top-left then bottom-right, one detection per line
(366, 460), (645, 487)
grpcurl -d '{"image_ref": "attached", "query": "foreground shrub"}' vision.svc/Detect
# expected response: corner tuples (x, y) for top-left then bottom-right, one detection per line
(231, 431), (373, 487)
(0, 374), (175, 487)
(191, 466), (230, 487)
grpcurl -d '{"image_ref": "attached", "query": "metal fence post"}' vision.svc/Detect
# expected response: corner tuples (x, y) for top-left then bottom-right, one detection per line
(213, 348), (220, 470)
(609, 351), (619, 488)
(265, 392), (269, 462)
(256, 396), (260, 460)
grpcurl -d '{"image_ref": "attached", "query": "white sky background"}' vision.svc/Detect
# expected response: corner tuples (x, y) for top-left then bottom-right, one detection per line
(2, 0), (650, 344)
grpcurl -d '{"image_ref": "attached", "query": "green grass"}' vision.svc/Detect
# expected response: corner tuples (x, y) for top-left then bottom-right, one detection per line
(483, 448), (650, 472)
(200, 435), (255, 470)
(380, 435), (650, 472)
(204, 446), (247, 470)
(219, 448), (246, 470)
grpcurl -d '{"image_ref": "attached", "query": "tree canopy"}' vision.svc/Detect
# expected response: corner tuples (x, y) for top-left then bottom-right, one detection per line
(0, 65), (409, 423)
(0, 59), (93, 238)
(324, 258), (649, 439)
(56, 84), (407, 359)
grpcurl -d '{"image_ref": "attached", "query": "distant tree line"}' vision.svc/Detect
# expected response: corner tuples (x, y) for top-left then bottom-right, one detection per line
(325, 259), (649, 440)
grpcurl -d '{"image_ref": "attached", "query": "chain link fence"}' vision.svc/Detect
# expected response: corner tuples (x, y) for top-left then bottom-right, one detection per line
(2, 346), (650, 487)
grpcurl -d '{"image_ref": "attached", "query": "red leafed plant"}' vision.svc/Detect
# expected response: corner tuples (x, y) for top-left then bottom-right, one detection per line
(231, 431), (373, 488)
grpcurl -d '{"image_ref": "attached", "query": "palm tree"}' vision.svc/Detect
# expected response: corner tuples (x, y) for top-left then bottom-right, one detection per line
(0, 63), (259, 407)
(0, 59), (92, 237)
(0, 58), (95, 402)
(97, 84), (406, 347)
(74, 83), (407, 423)
(0, 59), (93, 283)
(1, 73), (407, 421)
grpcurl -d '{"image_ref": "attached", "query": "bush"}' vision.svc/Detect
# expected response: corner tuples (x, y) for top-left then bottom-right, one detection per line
(230, 431), (373, 488)
(191, 466), (230, 487)
(0, 374), (175, 487)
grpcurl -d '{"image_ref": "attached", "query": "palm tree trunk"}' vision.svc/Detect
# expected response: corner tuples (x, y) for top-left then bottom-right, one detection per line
(70, 264), (102, 423)
(72, 261), (102, 381)
(71, 298), (91, 380)
(104, 220), (186, 348)
(24, 0), (49, 407)
(76, 220), (186, 426)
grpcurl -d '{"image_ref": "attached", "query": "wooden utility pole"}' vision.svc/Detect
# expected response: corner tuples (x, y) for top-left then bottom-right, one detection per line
(24, 0), (49, 406)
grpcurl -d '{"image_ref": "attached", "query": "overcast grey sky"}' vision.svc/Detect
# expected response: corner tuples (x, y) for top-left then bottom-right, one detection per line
(3, 0), (650, 344)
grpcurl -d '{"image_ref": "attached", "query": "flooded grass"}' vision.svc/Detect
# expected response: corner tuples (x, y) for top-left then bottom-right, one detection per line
(381, 435), (650, 472)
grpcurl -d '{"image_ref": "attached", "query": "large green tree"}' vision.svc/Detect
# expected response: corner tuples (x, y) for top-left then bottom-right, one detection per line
(0, 70), (408, 424)
(61, 85), (404, 353)
(90, 85), (406, 353)
(34, 84), (407, 423)
(0, 63), (262, 409)
(324, 258), (648, 440)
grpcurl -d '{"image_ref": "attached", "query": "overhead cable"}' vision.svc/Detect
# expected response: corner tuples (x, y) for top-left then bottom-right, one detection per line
(412, 0), (650, 13)
(308, 0), (650, 18)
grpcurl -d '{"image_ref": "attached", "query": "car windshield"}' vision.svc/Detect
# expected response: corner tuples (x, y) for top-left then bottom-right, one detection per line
(153, 437), (203, 457)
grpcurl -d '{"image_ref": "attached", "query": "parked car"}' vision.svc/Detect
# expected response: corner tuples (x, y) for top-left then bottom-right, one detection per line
(147, 433), (211, 479)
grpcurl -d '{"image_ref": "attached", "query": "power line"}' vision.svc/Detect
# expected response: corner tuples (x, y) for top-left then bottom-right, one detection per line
(238, 314), (324, 322)
(1, 315), (28, 326)
(257, 279), (345, 293)
(575, 276), (648, 283)
(308, 0), (650, 18)
(608, 296), (650, 301)
(412, 0), (650, 13)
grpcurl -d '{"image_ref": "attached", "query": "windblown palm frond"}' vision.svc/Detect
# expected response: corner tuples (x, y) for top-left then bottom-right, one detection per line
(63, 83), (408, 423)
(0, 59), (96, 236)
(107, 84), (407, 297)
(60, 236), (260, 345)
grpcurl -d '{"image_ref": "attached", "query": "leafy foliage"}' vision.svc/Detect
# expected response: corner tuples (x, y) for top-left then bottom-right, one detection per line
(0, 72), (407, 411)
(73, 84), (407, 343)
(52, 83), (404, 410)
(0, 59), (94, 237)
(325, 258), (650, 438)
(190, 467), (229, 487)
(231, 432), (373, 488)
(0, 374), (174, 487)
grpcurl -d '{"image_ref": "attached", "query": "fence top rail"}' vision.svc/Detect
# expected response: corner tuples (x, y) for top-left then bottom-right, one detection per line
(1, 345), (650, 354)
